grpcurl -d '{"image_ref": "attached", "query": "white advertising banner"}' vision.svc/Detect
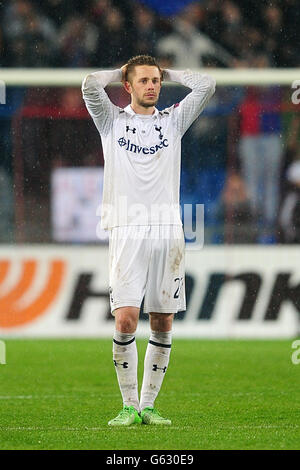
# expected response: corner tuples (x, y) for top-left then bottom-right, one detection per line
(0, 245), (299, 338)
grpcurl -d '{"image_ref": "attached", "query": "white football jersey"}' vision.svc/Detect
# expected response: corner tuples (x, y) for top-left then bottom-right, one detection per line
(82, 68), (216, 229)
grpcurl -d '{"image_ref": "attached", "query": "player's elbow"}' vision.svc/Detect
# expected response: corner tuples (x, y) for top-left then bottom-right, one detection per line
(193, 73), (216, 98)
(81, 73), (96, 95)
(204, 74), (216, 96)
(81, 74), (89, 96)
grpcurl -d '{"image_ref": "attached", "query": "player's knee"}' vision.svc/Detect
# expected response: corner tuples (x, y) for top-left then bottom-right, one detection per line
(149, 313), (174, 332)
(115, 308), (139, 333)
(117, 318), (135, 333)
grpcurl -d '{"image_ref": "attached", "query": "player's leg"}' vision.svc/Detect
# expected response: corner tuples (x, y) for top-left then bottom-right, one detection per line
(140, 225), (185, 425)
(108, 226), (150, 426)
(140, 312), (173, 425)
(108, 306), (142, 426)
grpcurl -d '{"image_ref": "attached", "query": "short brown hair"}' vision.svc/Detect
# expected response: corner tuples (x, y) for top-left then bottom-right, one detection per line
(124, 55), (163, 82)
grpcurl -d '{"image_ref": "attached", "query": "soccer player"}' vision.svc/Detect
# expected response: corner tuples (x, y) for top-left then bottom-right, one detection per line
(82, 55), (216, 426)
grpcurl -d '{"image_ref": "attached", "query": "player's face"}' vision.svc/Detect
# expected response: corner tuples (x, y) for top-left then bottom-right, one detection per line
(127, 65), (162, 108)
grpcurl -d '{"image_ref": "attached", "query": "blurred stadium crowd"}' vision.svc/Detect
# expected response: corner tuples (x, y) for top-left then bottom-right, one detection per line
(0, 0), (299, 68)
(0, 0), (300, 245)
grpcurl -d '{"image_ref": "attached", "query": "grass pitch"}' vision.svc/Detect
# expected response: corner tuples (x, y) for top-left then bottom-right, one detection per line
(0, 338), (299, 450)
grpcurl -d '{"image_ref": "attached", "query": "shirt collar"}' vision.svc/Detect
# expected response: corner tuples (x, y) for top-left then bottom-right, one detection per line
(124, 104), (159, 118)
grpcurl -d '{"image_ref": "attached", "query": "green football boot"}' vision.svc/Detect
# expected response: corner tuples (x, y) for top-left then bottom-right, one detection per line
(141, 407), (171, 425)
(108, 405), (142, 426)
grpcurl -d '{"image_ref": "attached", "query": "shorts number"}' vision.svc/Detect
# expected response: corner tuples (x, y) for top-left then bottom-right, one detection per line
(174, 277), (183, 299)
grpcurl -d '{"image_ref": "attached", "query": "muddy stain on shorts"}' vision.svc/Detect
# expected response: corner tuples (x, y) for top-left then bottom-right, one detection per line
(169, 245), (183, 274)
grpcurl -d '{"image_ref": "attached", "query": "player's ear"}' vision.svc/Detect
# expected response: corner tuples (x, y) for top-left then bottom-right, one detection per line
(123, 80), (132, 95)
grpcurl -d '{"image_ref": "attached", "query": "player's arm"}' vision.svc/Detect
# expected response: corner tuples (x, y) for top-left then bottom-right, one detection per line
(163, 69), (216, 136)
(81, 69), (122, 136)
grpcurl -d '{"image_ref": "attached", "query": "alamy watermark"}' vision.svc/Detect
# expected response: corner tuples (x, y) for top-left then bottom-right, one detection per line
(291, 80), (300, 105)
(96, 198), (204, 250)
(0, 340), (6, 365)
(181, 203), (204, 251)
(291, 339), (300, 365)
(0, 80), (6, 105)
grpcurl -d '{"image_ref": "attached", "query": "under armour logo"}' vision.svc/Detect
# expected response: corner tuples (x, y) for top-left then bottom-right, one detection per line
(152, 364), (167, 373)
(114, 360), (129, 368)
(126, 126), (136, 134)
(154, 125), (163, 140)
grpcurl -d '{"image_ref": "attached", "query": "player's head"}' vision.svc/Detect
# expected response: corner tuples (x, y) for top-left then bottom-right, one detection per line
(123, 55), (163, 109)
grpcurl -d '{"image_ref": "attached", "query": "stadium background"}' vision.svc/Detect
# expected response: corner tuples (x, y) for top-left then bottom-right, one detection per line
(1, 0), (300, 452)
(0, 0), (299, 338)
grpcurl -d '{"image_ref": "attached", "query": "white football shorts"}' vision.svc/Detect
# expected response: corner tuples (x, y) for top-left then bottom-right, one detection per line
(108, 225), (186, 315)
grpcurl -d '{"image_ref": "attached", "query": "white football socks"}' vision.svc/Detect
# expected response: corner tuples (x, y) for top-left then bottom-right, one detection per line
(112, 330), (139, 412)
(140, 330), (172, 411)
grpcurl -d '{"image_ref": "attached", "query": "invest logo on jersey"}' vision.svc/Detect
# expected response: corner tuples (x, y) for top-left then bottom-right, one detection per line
(118, 137), (169, 155)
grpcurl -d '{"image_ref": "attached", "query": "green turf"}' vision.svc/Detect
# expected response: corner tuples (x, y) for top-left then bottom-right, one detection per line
(0, 338), (299, 450)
